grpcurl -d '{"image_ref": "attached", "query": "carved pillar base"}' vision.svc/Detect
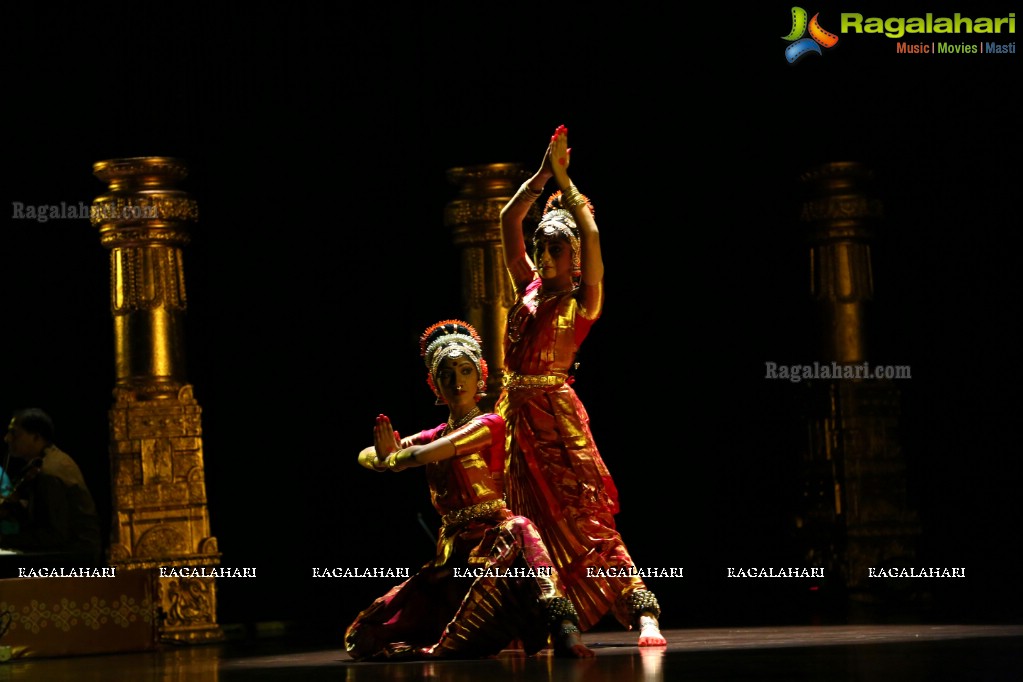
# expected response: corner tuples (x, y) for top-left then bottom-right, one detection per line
(799, 379), (921, 596)
(155, 575), (222, 644)
(106, 385), (222, 643)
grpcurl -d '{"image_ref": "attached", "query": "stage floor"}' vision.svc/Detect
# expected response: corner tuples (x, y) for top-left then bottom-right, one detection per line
(3, 624), (1021, 681)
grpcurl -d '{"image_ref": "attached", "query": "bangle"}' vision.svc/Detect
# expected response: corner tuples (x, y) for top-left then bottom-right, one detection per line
(388, 448), (416, 471)
(514, 182), (542, 204)
(388, 449), (403, 471)
(561, 184), (587, 210)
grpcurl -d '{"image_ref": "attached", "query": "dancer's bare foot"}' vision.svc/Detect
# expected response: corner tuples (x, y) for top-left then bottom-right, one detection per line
(637, 614), (667, 647)
(553, 620), (594, 658)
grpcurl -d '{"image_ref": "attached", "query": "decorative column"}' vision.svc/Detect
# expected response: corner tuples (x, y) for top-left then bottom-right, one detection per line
(797, 162), (920, 602)
(444, 163), (535, 411)
(92, 157), (222, 643)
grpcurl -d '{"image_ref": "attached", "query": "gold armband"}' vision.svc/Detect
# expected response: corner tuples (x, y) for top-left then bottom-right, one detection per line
(446, 420), (492, 456)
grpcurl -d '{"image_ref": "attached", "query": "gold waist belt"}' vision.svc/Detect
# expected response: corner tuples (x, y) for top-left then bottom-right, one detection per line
(441, 499), (506, 527)
(502, 372), (567, 389)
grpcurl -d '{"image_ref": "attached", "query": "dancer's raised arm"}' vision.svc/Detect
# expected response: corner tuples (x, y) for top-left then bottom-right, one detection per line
(549, 127), (603, 287)
(501, 139), (554, 289)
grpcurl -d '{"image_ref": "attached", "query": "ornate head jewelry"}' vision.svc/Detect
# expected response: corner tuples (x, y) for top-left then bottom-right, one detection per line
(419, 320), (489, 399)
(533, 191), (593, 278)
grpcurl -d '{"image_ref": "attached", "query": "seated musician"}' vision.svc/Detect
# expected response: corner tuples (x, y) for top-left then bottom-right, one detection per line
(1, 408), (102, 565)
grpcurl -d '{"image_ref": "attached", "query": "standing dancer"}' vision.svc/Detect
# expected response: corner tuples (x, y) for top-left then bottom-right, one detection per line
(497, 126), (667, 646)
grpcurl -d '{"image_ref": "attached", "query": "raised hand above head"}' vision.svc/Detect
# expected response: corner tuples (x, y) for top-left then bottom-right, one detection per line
(551, 125), (572, 185)
(538, 138), (555, 177)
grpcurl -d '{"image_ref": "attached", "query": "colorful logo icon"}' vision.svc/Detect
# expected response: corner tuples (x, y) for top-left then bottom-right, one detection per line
(782, 7), (839, 63)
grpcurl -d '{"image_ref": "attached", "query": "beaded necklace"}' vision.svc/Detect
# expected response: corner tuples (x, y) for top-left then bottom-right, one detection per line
(444, 406), (481, 434)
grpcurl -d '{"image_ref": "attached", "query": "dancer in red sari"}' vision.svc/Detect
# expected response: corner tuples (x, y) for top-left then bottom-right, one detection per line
(345, 320), (592, 660)
(497, 126), (667, 646)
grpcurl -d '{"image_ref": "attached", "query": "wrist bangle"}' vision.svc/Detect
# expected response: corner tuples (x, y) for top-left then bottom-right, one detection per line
(515, 182), (542, 204)
(561, 184), (588, 210)
(389, 448), (417, 470)
(388, 449), (403, 471)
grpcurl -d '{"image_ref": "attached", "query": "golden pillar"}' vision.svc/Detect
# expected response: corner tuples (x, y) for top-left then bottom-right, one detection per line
(797, 162), (920, 601)
(92, 157), (222, 643)
(445, 164), (535, 410)
(803, 162), (879, 364)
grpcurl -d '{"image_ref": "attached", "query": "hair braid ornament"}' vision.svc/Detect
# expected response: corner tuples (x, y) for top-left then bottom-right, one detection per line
(419, 320), (489, 401)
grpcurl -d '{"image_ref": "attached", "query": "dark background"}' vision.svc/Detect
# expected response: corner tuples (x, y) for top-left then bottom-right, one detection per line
(3, 2), (1019, 633)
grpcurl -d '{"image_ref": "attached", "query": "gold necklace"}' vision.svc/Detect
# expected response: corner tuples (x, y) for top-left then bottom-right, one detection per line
(446, 406), (481, 433)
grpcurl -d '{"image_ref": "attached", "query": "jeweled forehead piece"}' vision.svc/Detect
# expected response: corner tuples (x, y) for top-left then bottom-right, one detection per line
(421, 323), (484, 381)
(427, 338), (481, 378)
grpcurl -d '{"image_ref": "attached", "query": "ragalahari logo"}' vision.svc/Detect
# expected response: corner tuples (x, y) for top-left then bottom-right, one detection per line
(783, 7), (839, 63)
